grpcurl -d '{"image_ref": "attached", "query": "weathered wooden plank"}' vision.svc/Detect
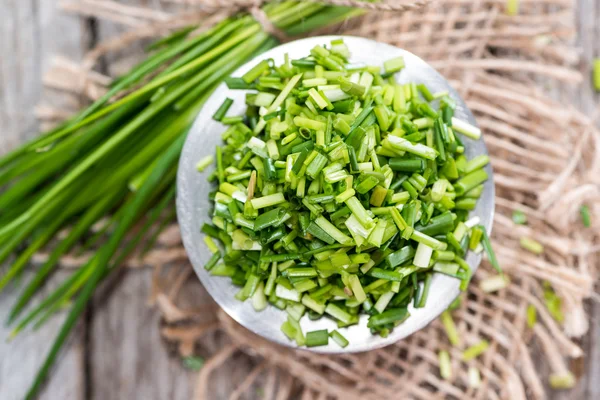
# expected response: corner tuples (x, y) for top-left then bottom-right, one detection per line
(0, 0), (88, 399)
(0, 0), (40, 151)
(90, 269), (194, 400)
(0, 271), (86, 400)
(96, 0), (175, 77)
(0, 0), (87, 151)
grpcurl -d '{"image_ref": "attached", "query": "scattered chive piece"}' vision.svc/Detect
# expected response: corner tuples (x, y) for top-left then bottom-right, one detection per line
(468, 366), (481, 388)
(439, 350), (452, 380)
(526, 304), (536, 328)
(441, 310), (460, 346)
(512, 210), (527, 225)
(549, 372), (576, 389)
(594, 59), (600, 92)
(520, 237), (544, 255)
(329, 330), (349, 348)
(479, 274), (509, 293)
(199, 40), (493, 347)
(580, 205), (591, 227)
(462, 340), (489, 361)
(196, 155), (214, 172)
(306, 329), (329, 347)
(383, 56), (405, 74)
(212, 97), (234, 121)
(280, 320), (297, 340)
(543, 282), (564, 323)
(506, 0), (519, 15)
(479, 226), (502, 274)
(182, 356), (205, 371)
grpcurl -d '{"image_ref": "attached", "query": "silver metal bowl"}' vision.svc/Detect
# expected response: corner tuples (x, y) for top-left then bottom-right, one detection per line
(177, 35), (494, 353)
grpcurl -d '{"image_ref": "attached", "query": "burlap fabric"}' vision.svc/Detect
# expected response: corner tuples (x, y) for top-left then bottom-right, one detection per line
(40, 0), (599, 399)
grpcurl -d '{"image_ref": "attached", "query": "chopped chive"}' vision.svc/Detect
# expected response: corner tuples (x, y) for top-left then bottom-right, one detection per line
(454, 169), (488, 195)
(549, 372), (576, 389)
(580, 205), (591, 227)
(302, 294), (326, 314)
(183, 356), (205, 371)
(451, 117), (481, 140)
(383, 56), (405, 74)
(506, 0), (519, 15)
(594, 59), (600, 92)
(512, 210), (527, 225)
(306, 329), (329, 347)
(387, 136), (437, 160)
(543, 282), (564, 323)
(389, 158), (425, 172)
(520, 237), (544, 255)
(439, 350), (452, 380)
(212, 98), (234, 121)
(325, 303), (353, 324)
(196, 155), (214, 172)
(413, 242), (434, 268)
(417, 273), (432, 308)
(478, 225), (501, 274)
(250, 193), (286, 209)
(242, 60), (270, 83)
(367, 307), (409, 328)
(203, 236), (220, 253)
(329, 330), (349, 348)
(462, 340), (489, 361)
(441, 310), (460, 346)
(345, 196), (375, 229)
(226, 77), (254, 89)
(526, 304), (536, 328)
(417, 83), (434, 102)
(204, 252), (221, 271)
(464, 155), (489, 173)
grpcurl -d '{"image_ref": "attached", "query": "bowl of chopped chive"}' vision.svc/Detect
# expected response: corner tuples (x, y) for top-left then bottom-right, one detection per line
(177, 36), (495, 353)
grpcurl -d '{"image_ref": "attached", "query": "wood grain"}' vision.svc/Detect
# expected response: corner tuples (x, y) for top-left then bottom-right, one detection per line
(0, 0), (87, 151)
(0, 272), (86, 400)
(90, 270), (194, 400)
(0, 0), (88, 399)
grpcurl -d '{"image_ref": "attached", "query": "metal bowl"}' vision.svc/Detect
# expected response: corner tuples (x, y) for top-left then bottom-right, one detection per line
(177, 35), (494, 353)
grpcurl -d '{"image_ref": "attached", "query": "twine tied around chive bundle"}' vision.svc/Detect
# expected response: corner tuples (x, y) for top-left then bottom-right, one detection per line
(32, 0), (600, 399)
(174, 0), (432, 13)
(247, 5), (290, 42)
(182, 0), (434, 43)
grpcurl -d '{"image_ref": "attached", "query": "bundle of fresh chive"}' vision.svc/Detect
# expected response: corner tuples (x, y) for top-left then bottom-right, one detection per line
(0, 3), (367, 398)
(201, 39), (498, 347)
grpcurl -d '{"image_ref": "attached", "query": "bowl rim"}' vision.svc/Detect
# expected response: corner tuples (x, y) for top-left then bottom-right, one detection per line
(176, 35), (495, 353)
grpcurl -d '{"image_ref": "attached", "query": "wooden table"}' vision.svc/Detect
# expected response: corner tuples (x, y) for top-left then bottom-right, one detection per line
(0, 1), (598, 399)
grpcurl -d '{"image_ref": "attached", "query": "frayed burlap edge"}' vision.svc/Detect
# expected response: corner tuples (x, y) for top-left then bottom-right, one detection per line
(36, 0), (600, 399)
